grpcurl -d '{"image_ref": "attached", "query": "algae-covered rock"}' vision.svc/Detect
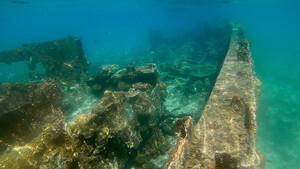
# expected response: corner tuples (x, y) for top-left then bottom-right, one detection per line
(0, 81), (75, 169)
(87, 64), (119, 95)
(215, 152), (239, 169)
(67, 63), (168, 168)
(0, 81), (63, 145)
(136, 131), (171, 165)
(88, 63), (160, 97)
(112, 63), (159, 89)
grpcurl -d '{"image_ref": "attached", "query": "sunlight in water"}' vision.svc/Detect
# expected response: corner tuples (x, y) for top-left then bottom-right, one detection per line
(0, 0), (299, 168)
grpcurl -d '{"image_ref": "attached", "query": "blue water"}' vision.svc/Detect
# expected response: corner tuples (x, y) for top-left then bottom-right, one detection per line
(0, 0), (299, 168)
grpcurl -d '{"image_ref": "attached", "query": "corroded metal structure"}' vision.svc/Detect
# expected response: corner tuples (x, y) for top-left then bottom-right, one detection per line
(164, 25), (265, 169)
(0, 37), (88, 81)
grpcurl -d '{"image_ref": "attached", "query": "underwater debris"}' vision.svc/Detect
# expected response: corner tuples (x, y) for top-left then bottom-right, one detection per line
(164, 116), (194, 168)
(113, 63), (160, 89)
(149, 21), (231, 67)
(0, 37), (98, 120)
(135, 131), (171, 165)
(0, 21), (264, 169)
(0, 63), (171, 168)
(237, 28), (252, 62)
(0, 37), (89, 82)
(164, 24), (264, 169)
(173, 116), (193, 138)
(68, 63), (169, 168)
(189, 64), (217, 80)
(88, 63), (160, 97)
(87, 64), (119, 95)
(215, 152), (239, 169)
(230, 94), (243, 112)
(149, 21), (232, 122)
(0, 81), (73, 169)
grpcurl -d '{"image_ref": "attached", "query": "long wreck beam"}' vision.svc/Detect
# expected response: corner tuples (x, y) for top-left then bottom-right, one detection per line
(164, 24), (265, 169)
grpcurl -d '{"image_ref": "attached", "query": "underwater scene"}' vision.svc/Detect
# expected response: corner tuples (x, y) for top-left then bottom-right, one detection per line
(0, 0), (299, 169)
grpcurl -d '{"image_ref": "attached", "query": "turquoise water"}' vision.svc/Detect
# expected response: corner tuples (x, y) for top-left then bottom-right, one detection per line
(230, 2), (300, 168)
(0, 0), (299, 168)
(225, 1), (300, 168)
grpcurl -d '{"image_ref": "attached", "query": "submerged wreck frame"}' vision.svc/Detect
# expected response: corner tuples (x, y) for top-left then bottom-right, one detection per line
(0, 24), (264, 169)
(0, 37), (88, 81)
(164, 24), (264, 169)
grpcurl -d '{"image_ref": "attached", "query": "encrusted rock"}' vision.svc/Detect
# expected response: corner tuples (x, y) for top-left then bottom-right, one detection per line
(68, 63), (168, 168)
(0, 81), (73, 169)
(136, 131), (171, 165)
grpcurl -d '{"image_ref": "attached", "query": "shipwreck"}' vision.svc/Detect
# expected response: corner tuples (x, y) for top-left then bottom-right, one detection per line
(0, 23), (264, 169)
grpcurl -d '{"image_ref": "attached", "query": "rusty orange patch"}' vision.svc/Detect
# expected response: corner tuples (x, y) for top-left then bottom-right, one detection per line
(209, 163), (216, 168)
